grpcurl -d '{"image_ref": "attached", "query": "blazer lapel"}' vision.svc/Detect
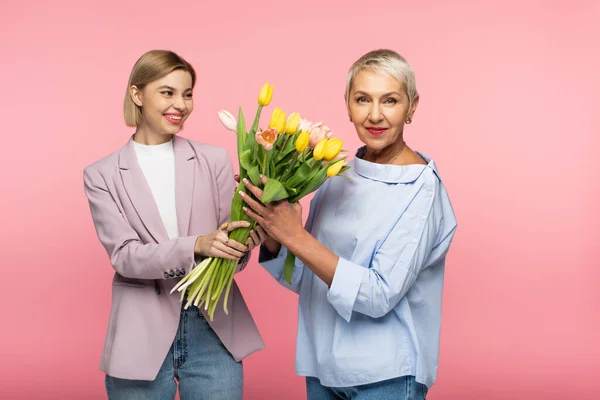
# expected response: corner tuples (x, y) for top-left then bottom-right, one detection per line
(118, 138), (170, 243)
(173, 136), (195, 237)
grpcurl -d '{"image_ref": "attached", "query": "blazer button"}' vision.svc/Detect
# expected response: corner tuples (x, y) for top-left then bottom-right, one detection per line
(163, 271), (170, 279)
(168, 270), (175, 277)
(180, 268), (186, 275)
(174, 270), (181, 276)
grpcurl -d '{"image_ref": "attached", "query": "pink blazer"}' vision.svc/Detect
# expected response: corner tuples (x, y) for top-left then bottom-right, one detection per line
(84, 135), (264, 380)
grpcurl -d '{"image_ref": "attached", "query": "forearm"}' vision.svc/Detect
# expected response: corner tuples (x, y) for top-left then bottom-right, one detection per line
(283, 230), (338, 286)
(110, 235), (197, 280)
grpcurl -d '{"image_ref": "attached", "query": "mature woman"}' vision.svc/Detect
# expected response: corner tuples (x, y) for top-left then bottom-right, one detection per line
(241, 49), (457, 400)
(84, 50), (264, 400)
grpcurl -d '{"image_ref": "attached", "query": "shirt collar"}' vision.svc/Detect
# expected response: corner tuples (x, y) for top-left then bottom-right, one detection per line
(350, 146), (439, 184)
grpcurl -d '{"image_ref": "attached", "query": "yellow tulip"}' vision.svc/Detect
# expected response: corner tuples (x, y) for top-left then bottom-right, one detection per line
(327, 161), (344, 177)
(295, 130), (310, 152)
(323, 138), (343, 161)
(313, 138), (327, 160)
(258, 83), (273, 106)
(285, 113), (301, 135)
(269, 107), (287, 134)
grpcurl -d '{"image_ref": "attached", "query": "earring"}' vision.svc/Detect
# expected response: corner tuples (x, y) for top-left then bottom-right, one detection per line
(405, 118), (412, 124)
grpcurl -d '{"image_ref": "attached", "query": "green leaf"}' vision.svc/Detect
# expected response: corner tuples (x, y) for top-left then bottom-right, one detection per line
(236, 107), (246, 155)
(247, 165), (261, 186)
(239, 149), (253, 171)
(249, 105), (263, 136)
(283, 251), (296, 284)
(262, 178), (290, 203)
(284, 162), (312, 188)
(289, 168), (328, 202)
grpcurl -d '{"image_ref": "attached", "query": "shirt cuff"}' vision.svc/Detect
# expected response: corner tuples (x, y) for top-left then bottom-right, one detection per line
(327, 257), (365, 322)
(259, 245), (288, 280)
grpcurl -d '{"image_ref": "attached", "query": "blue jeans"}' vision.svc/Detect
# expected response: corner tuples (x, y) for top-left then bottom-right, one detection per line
(105, 304), (243, 400)
(306, 376), (428, 400)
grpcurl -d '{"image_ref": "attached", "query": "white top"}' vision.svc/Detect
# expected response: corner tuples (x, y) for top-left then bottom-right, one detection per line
(133, 139), (179, 239)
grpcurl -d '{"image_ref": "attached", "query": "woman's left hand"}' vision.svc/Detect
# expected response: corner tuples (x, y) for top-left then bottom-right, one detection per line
(240, 176), (305, 247)
(246, 225), (269, 252)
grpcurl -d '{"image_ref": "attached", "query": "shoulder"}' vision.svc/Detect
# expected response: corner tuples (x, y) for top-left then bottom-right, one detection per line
(83, 148), (122, 185)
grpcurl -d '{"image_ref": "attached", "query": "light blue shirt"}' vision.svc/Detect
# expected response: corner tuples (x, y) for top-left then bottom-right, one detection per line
(259, 148), (457, 388)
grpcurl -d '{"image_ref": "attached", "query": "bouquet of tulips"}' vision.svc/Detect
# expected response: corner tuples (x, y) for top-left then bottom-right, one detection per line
(171, 83), (350, 320)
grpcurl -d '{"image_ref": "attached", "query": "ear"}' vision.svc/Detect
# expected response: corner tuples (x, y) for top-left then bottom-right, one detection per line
(345, 94), (353, 121)
(407, 95), (420, 119)
(130, 85), (143, 107)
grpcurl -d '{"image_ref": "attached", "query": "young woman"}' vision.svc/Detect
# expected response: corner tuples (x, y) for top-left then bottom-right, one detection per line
(84, 50), (264, 400)
(241, 49), (458, 400)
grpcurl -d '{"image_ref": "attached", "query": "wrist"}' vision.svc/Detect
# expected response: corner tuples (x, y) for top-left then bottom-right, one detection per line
(282, 229), (309, 255)
(194, 236), (205, 255)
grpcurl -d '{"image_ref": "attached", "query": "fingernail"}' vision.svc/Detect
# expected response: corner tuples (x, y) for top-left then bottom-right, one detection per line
(239, 191), (245, 197)
(243, 207), (248, 212)
(242, 178), (249, 184)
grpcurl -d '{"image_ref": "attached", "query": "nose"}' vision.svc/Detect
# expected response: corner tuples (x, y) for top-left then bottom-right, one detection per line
(173, 95), (186, 111)
(368, 102), (382, 123)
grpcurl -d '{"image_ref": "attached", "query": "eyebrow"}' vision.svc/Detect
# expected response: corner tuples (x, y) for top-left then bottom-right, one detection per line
(157, 85), (193, 92)
(353, 90), (402, 97)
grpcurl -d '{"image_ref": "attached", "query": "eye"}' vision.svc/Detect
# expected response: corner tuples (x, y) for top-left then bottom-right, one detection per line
(356, 96), (368, 103)
(161, 91), (173, 96)
(185, 92), (193, 98)
(384, 98), (398, 104)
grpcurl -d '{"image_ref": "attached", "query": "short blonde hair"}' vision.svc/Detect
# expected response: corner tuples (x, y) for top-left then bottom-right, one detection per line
(345, 49), (418, 106)
(124, 50), (196, 127)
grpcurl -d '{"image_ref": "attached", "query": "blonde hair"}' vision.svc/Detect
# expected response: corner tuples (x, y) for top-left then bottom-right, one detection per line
(124, 50), (196, 127)
(345, 49), (418, 106)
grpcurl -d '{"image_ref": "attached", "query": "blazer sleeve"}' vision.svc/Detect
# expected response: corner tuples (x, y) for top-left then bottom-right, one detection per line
(84, 166), (198, 280)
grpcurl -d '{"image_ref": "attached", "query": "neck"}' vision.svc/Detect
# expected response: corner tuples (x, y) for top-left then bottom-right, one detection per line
(364, 140), (406, 165)
(133, 123), (172, 145)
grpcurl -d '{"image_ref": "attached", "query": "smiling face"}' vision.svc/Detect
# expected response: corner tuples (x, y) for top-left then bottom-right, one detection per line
(130, 69), (194, 143)
(348, 69), (418, 157)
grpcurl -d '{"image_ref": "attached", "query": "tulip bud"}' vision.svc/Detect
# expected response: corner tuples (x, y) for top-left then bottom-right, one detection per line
(258, 83), (273, 106)
(269, 107), (287, 134)
(313, 138), (327, 160)
(323, 138), (343, 161)
(295, 130), (310, 152)
(327, 161), (344, 177)
(217, 109), (237, 132)
(285, 113), (301, 135)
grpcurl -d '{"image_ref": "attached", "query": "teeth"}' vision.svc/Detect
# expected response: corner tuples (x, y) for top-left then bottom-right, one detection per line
(166, 115), (182, 120)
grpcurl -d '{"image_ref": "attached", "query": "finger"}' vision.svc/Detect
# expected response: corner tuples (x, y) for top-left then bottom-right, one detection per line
(249, 230), (260, 247)
(246, 236), (255, 249)
(242, 178), (264, 201)
(243, 206), (266, 226)
(226, 239), (248, 253)
(239, 191), (267, 215)
(215, 241), (245, 259)
(211, 248), (242, 261)
(260, 174), (268, 185)
(226, 220), (251, 232)
(255, 225), (269, 242)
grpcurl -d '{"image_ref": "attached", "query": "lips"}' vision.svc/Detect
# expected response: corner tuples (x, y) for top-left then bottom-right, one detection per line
(164, 113), (183, 125)
(366, 127), (387, 137)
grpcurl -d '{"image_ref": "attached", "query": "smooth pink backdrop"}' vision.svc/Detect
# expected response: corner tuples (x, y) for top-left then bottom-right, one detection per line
(1, 1), (599, 399)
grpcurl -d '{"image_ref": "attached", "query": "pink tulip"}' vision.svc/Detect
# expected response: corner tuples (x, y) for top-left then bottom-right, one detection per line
(308, 122), (333, 148)
(256, 128), (278, 151)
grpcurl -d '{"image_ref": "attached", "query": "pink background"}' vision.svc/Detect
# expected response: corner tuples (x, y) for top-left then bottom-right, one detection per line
(1, 0), (599, 399)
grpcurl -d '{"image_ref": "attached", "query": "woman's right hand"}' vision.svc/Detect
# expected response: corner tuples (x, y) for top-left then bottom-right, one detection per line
(194, 221), (250, 260)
